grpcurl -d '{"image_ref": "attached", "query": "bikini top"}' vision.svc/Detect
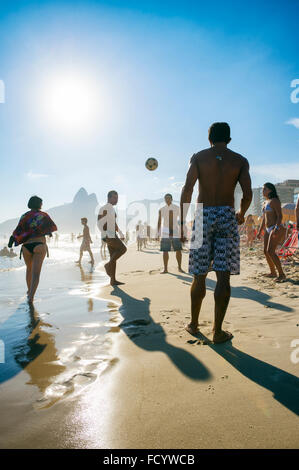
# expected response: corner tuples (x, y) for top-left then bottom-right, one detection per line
(263, 201), (273, 213)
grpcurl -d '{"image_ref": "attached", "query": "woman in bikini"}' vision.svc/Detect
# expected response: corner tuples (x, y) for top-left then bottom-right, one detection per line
(9, 196), (57, 302)
(257, 183), (286, 282)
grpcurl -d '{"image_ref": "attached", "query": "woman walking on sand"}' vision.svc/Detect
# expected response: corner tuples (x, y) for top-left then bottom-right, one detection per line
(257, 183), (286, 282)
(9, 196), (57, 303)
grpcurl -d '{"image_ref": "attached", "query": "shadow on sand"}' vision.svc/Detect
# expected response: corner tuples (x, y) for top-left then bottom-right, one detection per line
(110, 287), (211, 381)
(168, 272), (294, 313)
(199, 332), (299, 416)
(111, 286), (298, 416)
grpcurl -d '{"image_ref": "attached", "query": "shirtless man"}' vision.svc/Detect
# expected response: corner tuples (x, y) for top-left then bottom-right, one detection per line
(98, 190), (127, 286)
(180, 122), (252, 344)
(76, 218), (94, 265)
(157, 194), (183, 273)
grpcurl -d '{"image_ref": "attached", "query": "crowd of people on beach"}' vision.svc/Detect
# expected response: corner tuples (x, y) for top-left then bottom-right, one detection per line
(6, 122), (299, 343)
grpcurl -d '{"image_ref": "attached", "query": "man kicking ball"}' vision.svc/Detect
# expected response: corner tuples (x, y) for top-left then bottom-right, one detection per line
(98, 190), (127, 286)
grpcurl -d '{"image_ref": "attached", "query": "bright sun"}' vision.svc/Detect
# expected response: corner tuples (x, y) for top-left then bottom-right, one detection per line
(41, 72), (99, 133)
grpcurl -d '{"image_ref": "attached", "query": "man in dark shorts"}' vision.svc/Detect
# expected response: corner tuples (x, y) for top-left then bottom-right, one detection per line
(98, 190), (127, 286)
(157, 194), (183, 273)
(180, 122), (252, 344)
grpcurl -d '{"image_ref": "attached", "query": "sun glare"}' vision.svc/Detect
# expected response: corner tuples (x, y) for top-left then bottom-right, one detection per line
(41, 72), (99, 133)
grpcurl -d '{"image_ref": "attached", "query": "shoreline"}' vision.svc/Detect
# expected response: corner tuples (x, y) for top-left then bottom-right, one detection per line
(0, 243), (298, 448)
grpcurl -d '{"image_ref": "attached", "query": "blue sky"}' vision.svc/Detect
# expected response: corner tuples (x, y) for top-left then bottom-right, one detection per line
(0, 0), (298, 222)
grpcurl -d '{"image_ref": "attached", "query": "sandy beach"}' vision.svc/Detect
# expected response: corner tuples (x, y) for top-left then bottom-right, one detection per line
(0, 240), (298, 449)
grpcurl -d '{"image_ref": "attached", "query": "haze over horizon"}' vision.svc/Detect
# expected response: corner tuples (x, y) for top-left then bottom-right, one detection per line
(0, 0), (298, 222)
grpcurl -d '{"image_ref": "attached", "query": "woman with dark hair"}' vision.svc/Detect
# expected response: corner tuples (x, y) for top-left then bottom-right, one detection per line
(9, 196), (57, 302)
(257, 183), (286, 282)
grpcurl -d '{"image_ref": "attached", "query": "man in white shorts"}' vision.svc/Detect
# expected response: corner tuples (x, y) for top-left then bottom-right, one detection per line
(157, 194), (183, 274)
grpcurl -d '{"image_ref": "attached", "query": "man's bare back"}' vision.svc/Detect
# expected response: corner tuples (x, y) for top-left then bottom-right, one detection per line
(191, 145), (249, 207)
(180, 122), (253, 344)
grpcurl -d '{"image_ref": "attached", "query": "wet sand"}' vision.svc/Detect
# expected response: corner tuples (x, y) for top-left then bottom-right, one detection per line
(0, 242), (298, 448)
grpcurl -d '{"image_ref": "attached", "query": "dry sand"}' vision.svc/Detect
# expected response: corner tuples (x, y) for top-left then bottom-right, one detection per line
(99, 243), (299, 449)
(0, 242), (298, 448)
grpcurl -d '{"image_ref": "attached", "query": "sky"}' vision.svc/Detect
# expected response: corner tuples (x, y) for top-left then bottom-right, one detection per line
(0, 0), (298, 222)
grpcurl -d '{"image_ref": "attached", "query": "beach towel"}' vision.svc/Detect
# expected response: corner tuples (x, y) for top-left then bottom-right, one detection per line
(11, 210), (57, 246)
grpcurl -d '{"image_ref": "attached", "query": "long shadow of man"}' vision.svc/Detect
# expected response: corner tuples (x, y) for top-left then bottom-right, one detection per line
(169, 273), (293, 312)
(110, 286), (298, 415)
(198, 335), (299, 416)
(110, 287), (211, 381)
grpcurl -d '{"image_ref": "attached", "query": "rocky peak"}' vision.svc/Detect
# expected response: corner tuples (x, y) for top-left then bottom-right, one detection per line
(73, 187), (88, 204)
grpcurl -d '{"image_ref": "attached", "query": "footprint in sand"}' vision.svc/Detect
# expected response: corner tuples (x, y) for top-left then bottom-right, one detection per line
(161, 309), (180, 316)
(199, 320), (211, 326)
(35, 373), (97, 409)
(205, 385), (215, 394)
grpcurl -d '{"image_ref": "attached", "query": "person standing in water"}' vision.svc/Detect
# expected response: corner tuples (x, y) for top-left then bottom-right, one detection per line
(180, 122), (252, 344)
(98, 190), (127, 286)
(157, 194), (183, 274)
(9, 196), (57, 303)
(76, 218), (94, 266)
(257, 182), (286, 282)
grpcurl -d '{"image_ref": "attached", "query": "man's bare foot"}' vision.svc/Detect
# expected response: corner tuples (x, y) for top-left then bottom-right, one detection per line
(75, 260), (81, 264)
(185, 323), (199, 335)
(178, 267), (185, 273)
(160, 269), (168, 274)
(213, 330), (233, 344)
(275, 275), (286, 283)
(261, 273), (276, 278)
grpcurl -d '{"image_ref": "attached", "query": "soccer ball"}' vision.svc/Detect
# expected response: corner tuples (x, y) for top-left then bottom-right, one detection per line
(145, 157), (158, 171)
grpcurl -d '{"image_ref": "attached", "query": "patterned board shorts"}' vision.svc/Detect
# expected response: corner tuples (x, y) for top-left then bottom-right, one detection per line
(189, 206), (240, 276)
(160, 237), (182, 252)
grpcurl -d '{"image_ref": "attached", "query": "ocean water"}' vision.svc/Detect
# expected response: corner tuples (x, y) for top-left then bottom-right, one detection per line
(0, 235), (120, 408)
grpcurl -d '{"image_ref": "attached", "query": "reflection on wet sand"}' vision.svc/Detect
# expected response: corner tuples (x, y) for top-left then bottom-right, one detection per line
(0, 303), (65, 393)
(79, 265), (94, 312)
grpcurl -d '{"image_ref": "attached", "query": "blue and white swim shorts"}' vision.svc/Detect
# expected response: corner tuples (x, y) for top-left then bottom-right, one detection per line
(189, 206), (240, 276)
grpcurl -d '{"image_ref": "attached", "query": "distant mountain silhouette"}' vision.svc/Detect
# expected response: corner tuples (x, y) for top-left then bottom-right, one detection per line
(0, 188), (99, 235)
(0, 187), (245, 237)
